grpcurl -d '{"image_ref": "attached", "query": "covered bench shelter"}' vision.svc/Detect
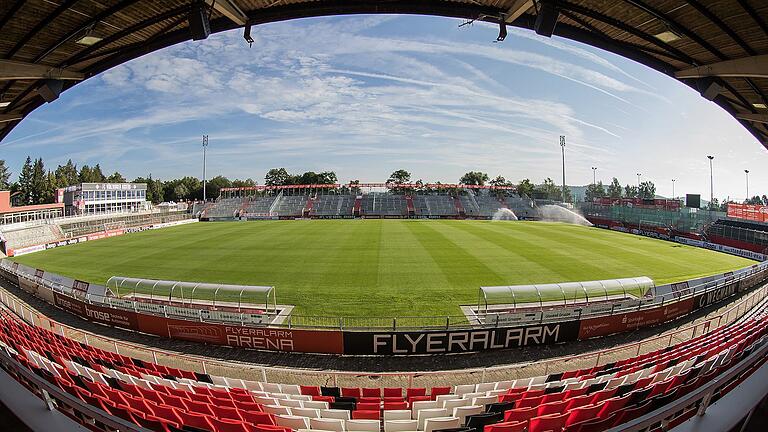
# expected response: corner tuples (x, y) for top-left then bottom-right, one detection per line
(106, 276), (277, 313)
(478, 276), (655, 313)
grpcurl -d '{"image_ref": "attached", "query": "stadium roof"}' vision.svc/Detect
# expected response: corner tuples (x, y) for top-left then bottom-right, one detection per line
(1, 1), (767, 149)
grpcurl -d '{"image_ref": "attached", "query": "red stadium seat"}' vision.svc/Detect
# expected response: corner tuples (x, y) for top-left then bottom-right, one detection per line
(384, 401), (408, 410)
(342, 387), (362, 398)
(485, 420), (527, 432)
(214, 405), (243, 421)
(358, 397), (381, 404)
(356, 402), (380, 411)
(431, 387), (452, 399)
(408, 395), (431, 405)
(136, 415), (178, 432)
(564, 415), (616, 432)
(596, 395), (630, 418)
(384, 388), (403, 398)
(564, 404), (603, 427)
(537, 400), (567, 417)
(210, 417), (250, 432)
(301, 385), (322, 396)
(149, 403), (184, 424)
(362, 388), (381, 398)
(352, 410), (380, 420)
(406, 388), (427, 398)
(503, 407), (537, 423)
(183, 399), (216, 416)
(241, 411), (276, 426)
(529, 412), (568, 432)
(611, 400), (652, 426)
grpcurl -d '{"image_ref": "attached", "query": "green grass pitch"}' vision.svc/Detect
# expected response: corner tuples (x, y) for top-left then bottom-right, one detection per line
(11, 220), (753, 317)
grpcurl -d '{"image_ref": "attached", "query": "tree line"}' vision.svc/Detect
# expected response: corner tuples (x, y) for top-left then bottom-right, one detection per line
(0, 157), (258, 205)
(1, 158), (764, 208)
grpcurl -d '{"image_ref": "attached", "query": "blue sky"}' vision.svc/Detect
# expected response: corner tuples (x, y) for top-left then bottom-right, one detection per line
(2, 15), (766, 201)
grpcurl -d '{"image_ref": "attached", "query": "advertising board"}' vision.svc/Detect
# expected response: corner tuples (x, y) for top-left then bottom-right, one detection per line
(343, 321), (581, 355)
(578, 298), (694, 339)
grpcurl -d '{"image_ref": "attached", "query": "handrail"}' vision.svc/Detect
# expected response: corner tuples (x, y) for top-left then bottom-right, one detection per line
(606, 336), (768, 431)
(5, 261), (766, 331)
(0, 346), (151, 432)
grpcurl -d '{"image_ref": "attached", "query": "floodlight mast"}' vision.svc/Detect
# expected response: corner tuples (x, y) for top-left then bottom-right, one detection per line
(560, 135), (566, 202)
(202, 135), (208, 201)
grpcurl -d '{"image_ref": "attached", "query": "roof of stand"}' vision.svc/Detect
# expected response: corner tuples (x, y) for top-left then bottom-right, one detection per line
(0, 1), (767, 149)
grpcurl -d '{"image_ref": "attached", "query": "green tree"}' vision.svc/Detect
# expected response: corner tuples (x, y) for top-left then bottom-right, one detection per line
(208, 176), (233, 199)
(585, 181), (606, 201)
(18, 156), (33, 204)
(54, 159), (78, 187)
(231, 178), (255, 188)
(459, 171), (489, 186)
(489, 175), (509, 187)
(517, 178), (534, 198)
(107, 171), (126, 183)
(745, 196), (763, 205)
(0, 160), (11, 190)
(265, 168), (290, 186)
(387, 169), (411, 184)
(317, 171), (337, 184)
(638, 181), (656, 199)
(173, 183), (189, 201)
(31, 158), (48, 204)
(607, 177), (622, 199)
(538, 178), (561, 200)
(624, 184), (638, 198)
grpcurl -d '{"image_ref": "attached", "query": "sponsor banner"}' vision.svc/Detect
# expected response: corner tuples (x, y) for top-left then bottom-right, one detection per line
(8, 244), (46, 257)
(157, 319), (344, 354)
(675, 236), (766, 261)
(692, 282), (740, 310)
(579, 298), (694, 339)
(53, 292), (140, 330)
(343, 321), (581, 355)
(149, 219), (198, 230)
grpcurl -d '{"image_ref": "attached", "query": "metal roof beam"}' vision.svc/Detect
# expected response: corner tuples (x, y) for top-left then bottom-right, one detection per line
(675, 55), (768, 79)
(0, 114), (23, 123)
(206, 0), (248, 26)
(0, 60), (84, 81)
(504, 0), (533, 23)
(735, 113), (768, 125)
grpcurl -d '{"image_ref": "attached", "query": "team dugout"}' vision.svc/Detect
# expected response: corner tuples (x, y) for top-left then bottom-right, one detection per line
(106, 276), (277, 313)
(478, 276), (655, 313)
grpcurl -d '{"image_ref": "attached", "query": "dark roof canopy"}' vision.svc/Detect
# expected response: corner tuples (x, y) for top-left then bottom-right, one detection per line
(1, 0), (767, 149)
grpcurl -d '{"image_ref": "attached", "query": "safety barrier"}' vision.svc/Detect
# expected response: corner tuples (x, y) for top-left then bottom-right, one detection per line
(0, 258), (766, 355)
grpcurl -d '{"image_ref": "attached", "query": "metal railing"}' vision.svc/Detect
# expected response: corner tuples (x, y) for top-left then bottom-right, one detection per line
(0, 280), (764, 388)
(8, 261), (765, 332)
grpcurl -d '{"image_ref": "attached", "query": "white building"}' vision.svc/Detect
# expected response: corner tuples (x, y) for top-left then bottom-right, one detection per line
(62, 183), (149, 215)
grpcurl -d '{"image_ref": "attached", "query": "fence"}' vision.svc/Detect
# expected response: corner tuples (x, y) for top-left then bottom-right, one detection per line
(0, 278), (765, 388)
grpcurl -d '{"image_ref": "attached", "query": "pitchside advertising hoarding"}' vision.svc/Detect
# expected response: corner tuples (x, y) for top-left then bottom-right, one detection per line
(343, 321), (581, 355)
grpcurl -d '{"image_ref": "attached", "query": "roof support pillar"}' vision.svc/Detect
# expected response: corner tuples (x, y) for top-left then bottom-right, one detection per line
(675, 54), (768, 79)
(0, 60), (84, 81)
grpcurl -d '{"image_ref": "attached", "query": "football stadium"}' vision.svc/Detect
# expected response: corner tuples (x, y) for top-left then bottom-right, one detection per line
(1, 2), (768, 432)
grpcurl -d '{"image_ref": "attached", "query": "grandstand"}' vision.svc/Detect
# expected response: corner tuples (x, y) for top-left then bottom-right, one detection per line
(0, 210), (191, 256)
(312, 195), (355, 217)
(0, 285), (765, 432)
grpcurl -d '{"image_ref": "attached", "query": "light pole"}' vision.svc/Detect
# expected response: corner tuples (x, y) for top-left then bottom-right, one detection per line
(745, 169), (750, 202)
(707, 155), (714, 208)
(636, 173), (641, 197)
(560, 135), (566, 202)
(202, 135), (209, 201)
(672, 179), (676, 201)
(591, 167), (597, 185)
